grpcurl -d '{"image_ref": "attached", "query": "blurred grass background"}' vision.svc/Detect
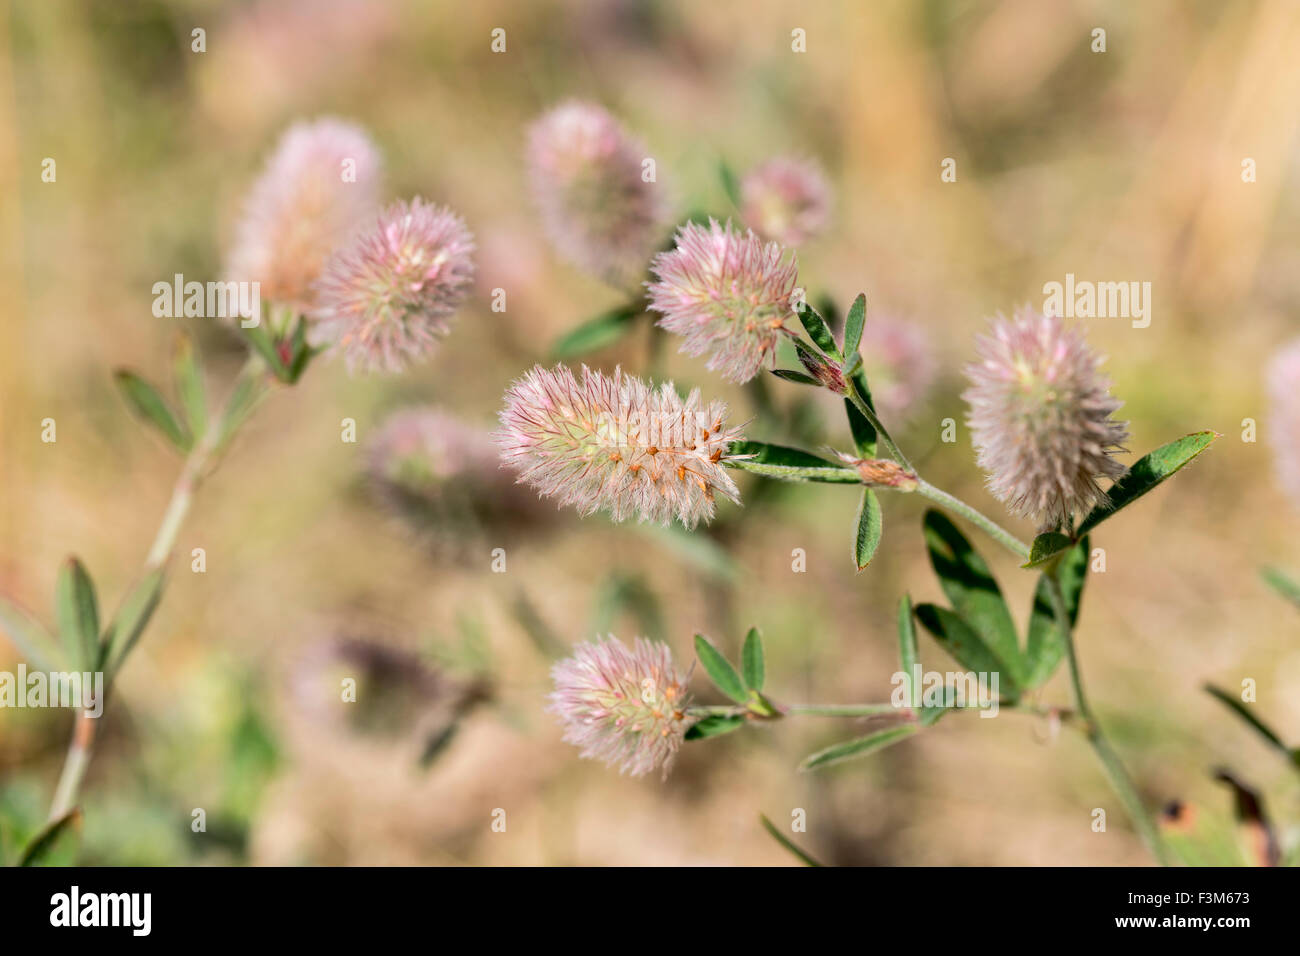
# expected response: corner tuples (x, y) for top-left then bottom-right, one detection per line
(2, 0), (1299, 865)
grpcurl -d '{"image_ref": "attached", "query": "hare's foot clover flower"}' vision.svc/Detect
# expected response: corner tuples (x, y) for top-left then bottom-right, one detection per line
(740, 156), (831, 247)
(548, 635), (691, 778)
(527, 100), (666, 287)
(311, 198), (475, 374)
(226, 117), (382, 313)
(1267, 338), (1300, 512)
(647, 219), (799, 384)
(495, 364), (746, 528)
(963, 307), (1129, 529)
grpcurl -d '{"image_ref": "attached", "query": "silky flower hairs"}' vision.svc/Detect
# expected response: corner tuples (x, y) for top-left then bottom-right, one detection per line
(549, 635), (692, 778)
(226, 116), (381, 312)
(495, 364), (746, 528)
(647, 219), (800, 384)
(311, 198), (476, 373)
(964, 307), (1129, 530)
(527, 100), (666, 287)
(739, 156), (831, 247)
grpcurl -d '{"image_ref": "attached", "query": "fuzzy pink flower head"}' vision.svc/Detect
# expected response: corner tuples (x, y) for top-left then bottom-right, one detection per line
(311, 198), (475, 374)
(226, 117), (381, 311)
(855, 316), (937, 420)
(548, 635), (691, 778)
(963, 308), (1129, 529)
(1267, 338), (1300, 512)
(527, 101), (665, 286)
(646, 219), (799, 384)
(740, 156), (831, 247)
(495, 364), (745, 529)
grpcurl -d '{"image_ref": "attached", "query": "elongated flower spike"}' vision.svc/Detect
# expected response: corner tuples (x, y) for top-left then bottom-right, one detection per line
(646, 219), (799, 384)
(311, 197), (475, 374)
(1267, 337), (1300, 511)
(740, 156), (831, 247)
(527, 100), (666, 286)
(495, 364), (746, 528)
(963, 307), (1129, 529)
(548, 635), (691, 778)
(226, 117), (381, 312)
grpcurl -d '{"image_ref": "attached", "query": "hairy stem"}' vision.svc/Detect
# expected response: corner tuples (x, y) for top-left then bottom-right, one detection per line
(45, 354), (269, 823)
(1048, 573), (1168, 865)
(913, 480), (1030, 560)
(846, 378), (913, 471)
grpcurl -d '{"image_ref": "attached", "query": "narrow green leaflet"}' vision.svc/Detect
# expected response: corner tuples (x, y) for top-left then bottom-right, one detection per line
(727, 441), (861, 483)
(1261, 566), (1300, 611)
(1205, 684), (1300, 769)
(759, 813), (823, 866)
(55, 558), (99, 671)
(693, 634), (748, 704)
(100, 569), (165, 675)
(896, 595), (920, 708)
(914, 604), (1020, 698)
(1076, 431), (1218, 535)
(173, 336), (207, 441)
(921, 511), (1022, 686)
(771, 369), (822, 387)
(798, 724), (918, 772)
(741, 627), (765, 692)
(1024, 537), (1088, 687)
(551, 305), (641, 359)
(0, 597), (64, 671)
(854, 487), (883, 570)
(795, 302), (842, 362)
(114, 370), (190, 451)
(842, 293), (866, 361)
(1023, 531), (1073, 570)
(239, 323), (288, 381)
(19, 809), (81, 867)
(685, 714), (746, 740)
(844, 367), (878, 456)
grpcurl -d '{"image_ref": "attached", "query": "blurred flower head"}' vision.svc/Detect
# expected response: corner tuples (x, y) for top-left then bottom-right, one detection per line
(856, 315), (936, 419)
(548, 635), (691, 778)
(740, 156), (831, 247)
(367, 406), (547, 554)
(226, 117), (381, 312)
(963, 308), (1128, 529)
(1267, 338), (1300, 511)
(646, 219), (798, 384)
(527, 100), (666, 287)
(495, 364), (745, 528)
(311, 198), (475, 374)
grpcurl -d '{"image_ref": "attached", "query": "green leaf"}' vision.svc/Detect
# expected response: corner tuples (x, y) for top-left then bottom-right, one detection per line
(914, 604), (1020, 697)
(842, 293), (866, 361)
(693, 634), (748, 704)
(173, 336), (207, 441)
(54, 558), (99, 671)
(798, 724), (917, 772)
(1077, 431), (1219, 535)
(727, 440), (861, 483)
(921, 511), (1022, 686)
(741, 627), (765, 692)
(240, 323), (288, 381)
(795, 301), (842, 362)
(719, 160), (741, 207)
(1024, 537), (1088, 687)
(771, 368), (822, 387)
(1023, 531), (1073, 569)
(0, 596), (64, 671)
(1261, 566), (1300, 611)
(19, 809), (81, 866)
(100, 569), (165, 675)
(114, 370), (190, 451)
(1204, 684), (1294, 762)
(844, 366), (878, 457)
(853, 488), (883, 570)
(759, 813), (823, 866)
(551, 305), (641, 359)
(685, 714), (746, 740)
(897, 595), (920, 709)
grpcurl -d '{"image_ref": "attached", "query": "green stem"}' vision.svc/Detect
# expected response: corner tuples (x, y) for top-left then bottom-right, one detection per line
(44, 354), (269, 824)
(786, 703), (899, 717)
(1047, 573), (1168, 865)
(846, 379), (913, 471)
(914, 480), (1030, 560)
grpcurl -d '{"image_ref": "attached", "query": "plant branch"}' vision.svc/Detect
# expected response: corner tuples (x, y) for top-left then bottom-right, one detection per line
(913, 480), (1030, 560)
